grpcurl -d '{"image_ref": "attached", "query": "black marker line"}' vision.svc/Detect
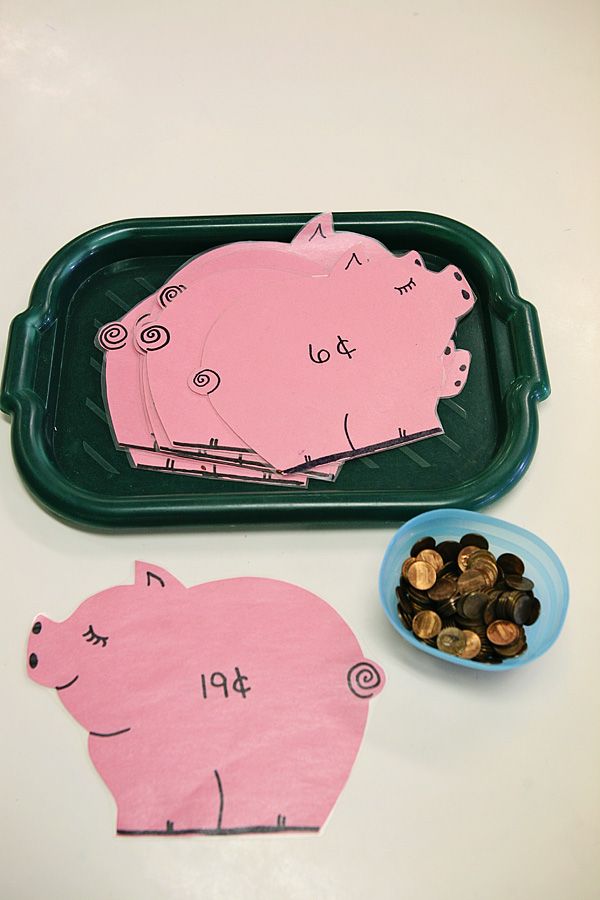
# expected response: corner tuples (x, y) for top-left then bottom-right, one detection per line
(117, 824), (320, 836)
(309, 224), (326, 241)
(284, 427), (443, 473)
(56, 675), (79, 691)
(343, 413), (356, 451)
(344, 252), (362, 270)
(147, 571), (165, 588)
(89, 727), (131, 738)
(214, 769), (224, 830)
(135, 464), (305, 487)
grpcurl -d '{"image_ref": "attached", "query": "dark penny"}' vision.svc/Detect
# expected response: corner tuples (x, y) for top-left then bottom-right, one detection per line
(410, 536), (436, 557)
(428, 575), (457, 601)
(461, 592), (490, 620)
(505, 574), (535, 592)
(457, 569), (487, 593)
(483, 599), (498, 626)
(436, 540), (461, 563)
(459, 533), (489, 550)
(513, 595), (541, 626)
(496, 553), (525, 576)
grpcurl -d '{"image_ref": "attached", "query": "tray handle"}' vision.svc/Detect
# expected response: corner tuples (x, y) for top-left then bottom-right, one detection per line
(511, 298), (550, 402)
(0, 311), (46, 415)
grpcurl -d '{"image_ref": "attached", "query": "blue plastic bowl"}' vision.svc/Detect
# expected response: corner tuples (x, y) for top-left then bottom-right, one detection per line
(379, 509), (569, 670)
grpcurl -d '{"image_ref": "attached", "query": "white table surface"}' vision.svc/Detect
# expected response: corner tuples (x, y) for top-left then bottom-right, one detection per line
(1, 2), (599, 898)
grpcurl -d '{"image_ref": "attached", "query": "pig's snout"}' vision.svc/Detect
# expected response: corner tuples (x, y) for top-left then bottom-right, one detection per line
(29, 620), (43, 668)
(27, 616), (72, 687)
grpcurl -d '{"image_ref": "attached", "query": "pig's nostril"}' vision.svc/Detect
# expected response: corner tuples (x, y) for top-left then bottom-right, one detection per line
(29, 653), (38, 669)
(32, 622), (42, 634)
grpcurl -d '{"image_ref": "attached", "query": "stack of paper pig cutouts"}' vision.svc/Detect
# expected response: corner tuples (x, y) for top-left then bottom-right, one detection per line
(96, 213), (475, 486)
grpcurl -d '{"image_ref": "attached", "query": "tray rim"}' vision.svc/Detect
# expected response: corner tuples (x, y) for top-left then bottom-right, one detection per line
(0, 211), (550, 529)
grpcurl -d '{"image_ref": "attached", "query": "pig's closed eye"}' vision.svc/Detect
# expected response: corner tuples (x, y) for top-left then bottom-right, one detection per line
(394, 278), (416, 295)
(82, 625), (108, 647)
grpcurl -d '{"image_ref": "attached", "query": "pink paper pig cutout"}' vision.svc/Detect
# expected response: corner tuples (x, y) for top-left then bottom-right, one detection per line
(197, 247), (474, 472)
(27, 563), (385, 835)
(97, 213), (387, 455)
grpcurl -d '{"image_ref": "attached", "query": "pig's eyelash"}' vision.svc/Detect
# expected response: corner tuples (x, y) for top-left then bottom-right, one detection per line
(394, 278), (416, 295)
(82, 625), (108, 647)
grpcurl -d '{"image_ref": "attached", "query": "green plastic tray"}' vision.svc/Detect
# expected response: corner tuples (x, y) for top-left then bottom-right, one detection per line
(0, 212), (549, 529)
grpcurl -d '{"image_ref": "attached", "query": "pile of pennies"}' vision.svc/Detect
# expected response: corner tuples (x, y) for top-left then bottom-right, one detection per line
(396, 532), (541, 663)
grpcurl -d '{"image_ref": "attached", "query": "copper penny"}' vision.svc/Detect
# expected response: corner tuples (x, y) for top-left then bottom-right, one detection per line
(407, 559), (437, 590)
(401, 556), (417, 579)
(417, 548), (444, 572)
(412, 610), (442, 640)
(436, 627), (467, 656)
(457, 545), (479, 572)
(458, 630), (482, 659)
(486, 620), (521, 646)
(495, 635), (527, 658)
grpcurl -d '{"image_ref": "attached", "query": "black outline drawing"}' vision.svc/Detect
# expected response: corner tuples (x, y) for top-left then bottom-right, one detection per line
(96, 322), (128, 352)
(158, 284), (187, 308)
(146, 571), (166, 588)
(308, 224), (326, 241)
(139, 324), (171, 351)
(394, 277), (416, 295)
(82, 625), (108, 647)
(308, 344), (330, 365)
(214, 769), (224, 830)
(55, 675), (79, 692)
(347, 662), (382, 699)
(343, 413), (356, 451)
(284, 426), (443, 473)
(344, 252), (362, 270)
(191, 369), (221, 394)
(89, 727), (131, 738)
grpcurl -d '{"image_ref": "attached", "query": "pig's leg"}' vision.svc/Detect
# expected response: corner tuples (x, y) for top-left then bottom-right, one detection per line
(213, 707), (368, 833)
(89, 734), (222, 834)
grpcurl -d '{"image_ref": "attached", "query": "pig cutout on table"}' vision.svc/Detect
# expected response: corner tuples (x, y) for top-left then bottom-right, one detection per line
(27, 563), (385, 836)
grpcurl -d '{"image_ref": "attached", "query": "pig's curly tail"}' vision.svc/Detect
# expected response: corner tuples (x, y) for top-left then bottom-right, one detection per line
(346, 660), (385, 698)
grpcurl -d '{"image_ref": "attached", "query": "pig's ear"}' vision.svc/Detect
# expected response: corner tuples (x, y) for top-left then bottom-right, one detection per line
(292, 213), (335, 246)
(330, 244), (369, 276)
(134, 561), (184, 592)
